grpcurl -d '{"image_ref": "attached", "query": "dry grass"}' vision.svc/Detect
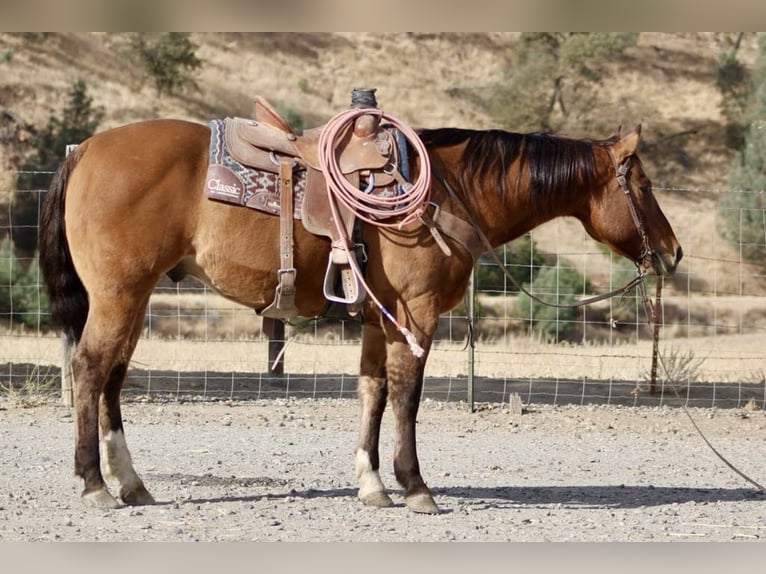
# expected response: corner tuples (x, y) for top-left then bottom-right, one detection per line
(0, 362), (58, 406)
(3, 327), (763, 386)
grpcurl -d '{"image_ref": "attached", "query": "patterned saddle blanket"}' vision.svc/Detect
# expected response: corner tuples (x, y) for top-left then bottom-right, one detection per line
(205, 118), (305, 218)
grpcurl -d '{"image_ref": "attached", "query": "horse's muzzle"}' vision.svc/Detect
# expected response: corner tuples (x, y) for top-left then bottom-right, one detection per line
(650, 245), (683, 276)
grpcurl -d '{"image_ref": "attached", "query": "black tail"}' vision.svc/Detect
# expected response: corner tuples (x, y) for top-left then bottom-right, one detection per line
(38, 144), (89, 345)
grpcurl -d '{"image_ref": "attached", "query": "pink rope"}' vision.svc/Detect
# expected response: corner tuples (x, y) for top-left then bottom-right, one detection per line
(318, 108), (433, 357)
(318, 108), (431, 227)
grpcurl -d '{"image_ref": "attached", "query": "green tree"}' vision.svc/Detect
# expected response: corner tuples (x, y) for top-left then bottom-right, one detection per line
(132, 32), (203, 96)
(718, 33), (766, 267)
(13, 80), (104, 257)
(515, 261), (591, 342)
(487, 33), (639, 132)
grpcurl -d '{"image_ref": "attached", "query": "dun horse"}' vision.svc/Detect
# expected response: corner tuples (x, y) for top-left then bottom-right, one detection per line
(39, 110), (682, 514)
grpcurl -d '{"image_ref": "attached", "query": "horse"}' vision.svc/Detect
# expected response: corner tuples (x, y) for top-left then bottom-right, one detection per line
(38, 117), (682, 514)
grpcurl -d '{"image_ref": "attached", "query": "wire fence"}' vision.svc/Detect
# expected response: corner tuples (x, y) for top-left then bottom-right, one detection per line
(2, 175), (765, 409)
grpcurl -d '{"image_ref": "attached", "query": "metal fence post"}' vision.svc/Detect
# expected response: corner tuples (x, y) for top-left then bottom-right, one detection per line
(61, 333), (74, 407)
(263, 317), (285, 376)
(467, 267), (475, 412)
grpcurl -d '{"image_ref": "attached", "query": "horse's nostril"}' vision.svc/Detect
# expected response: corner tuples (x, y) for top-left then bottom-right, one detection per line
(675, 245), (684, 264)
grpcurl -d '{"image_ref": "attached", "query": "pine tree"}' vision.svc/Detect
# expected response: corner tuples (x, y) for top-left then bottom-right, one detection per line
(132, 32), (202, 96)
(13, 80), (104, 256)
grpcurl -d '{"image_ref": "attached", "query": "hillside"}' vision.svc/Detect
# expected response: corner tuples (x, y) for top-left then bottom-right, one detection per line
(0, 32), (762, 296)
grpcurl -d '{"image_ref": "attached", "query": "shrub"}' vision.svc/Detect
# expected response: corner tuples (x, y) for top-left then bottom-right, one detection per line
(475, 234), (545, 294)
(515, 260), (591, 342)
(0, 238), (50, 329)
(132, 32), (203, 96)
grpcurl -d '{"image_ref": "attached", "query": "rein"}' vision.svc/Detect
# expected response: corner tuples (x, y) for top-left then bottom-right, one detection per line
(640, 279), (765, 491)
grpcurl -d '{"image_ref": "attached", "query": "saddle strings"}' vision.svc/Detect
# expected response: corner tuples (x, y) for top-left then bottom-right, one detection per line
(318, 108), (433, 357)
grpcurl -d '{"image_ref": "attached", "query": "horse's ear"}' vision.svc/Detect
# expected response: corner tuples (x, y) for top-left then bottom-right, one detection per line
(611, 125), (641, 163)
(610, 125), (622, 140)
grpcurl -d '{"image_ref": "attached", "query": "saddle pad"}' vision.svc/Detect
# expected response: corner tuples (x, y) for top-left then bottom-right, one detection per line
(205, 119), (305, 218)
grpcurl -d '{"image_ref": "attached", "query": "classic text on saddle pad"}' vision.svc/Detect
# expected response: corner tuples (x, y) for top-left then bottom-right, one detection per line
(205, 118), (305, 218)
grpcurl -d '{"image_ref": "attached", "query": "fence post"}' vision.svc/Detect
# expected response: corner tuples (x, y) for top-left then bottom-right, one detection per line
(263, 317), (285, 375)
(467, 267), (475, 411)
(61, 333), (74, 407)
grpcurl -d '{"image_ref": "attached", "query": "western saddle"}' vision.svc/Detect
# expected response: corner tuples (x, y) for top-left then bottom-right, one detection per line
(212, 89), (403, 319)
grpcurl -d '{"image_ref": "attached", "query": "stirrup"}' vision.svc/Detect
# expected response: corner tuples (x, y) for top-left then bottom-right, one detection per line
(323, 254), (366, 306)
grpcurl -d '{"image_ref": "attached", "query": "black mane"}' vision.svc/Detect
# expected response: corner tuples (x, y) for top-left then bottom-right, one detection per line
(418, 128), (611, 212)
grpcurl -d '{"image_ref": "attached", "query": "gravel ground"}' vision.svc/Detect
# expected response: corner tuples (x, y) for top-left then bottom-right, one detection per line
(1, 396), (765, 542)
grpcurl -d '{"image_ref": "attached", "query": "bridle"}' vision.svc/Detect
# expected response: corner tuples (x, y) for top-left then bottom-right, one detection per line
(605, 147), (655, 275)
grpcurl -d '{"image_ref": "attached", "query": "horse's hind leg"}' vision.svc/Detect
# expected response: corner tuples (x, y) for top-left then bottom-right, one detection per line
(355, 323), (393, 507)
(72, 295), (150, 508)
(98, 294), (155, 506)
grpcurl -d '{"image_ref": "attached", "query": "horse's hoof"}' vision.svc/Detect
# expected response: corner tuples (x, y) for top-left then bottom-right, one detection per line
(120, 484), (156, 506)
(81, 488), (120, 509)
(405, 492), (440, 514)
(360, 491), (394, 508)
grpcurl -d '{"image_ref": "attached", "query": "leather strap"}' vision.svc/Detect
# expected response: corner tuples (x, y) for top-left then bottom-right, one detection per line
(261, 160), (298, 318)
(423, 203), (486, 260)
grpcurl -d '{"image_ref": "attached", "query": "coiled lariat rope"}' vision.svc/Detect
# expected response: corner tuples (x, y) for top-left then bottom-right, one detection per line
(319, 108), (432, 226)
(318, 108), (432, 357)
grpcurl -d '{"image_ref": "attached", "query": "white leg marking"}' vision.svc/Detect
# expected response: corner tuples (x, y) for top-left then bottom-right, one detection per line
(355, 448), (386, 500)
(100, 430), (142, 492)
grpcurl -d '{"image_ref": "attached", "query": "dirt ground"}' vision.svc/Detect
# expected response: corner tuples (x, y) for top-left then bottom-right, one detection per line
(1, 396), (765, 542)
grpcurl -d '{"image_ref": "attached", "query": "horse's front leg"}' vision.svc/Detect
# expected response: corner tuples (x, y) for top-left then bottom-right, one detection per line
(386, 308), (439, 514)
(354, 322), (393, 507)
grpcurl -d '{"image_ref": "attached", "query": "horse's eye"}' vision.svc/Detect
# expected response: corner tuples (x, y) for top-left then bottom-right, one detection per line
(639, 184), (651, 195)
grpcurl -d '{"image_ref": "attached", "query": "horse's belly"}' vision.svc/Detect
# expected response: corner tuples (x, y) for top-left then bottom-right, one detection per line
(173, 253), (271, 308)
(188, 225), (328, 317)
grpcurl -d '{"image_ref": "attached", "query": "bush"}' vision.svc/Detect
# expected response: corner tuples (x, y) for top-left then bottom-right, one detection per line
(475, 234), (545, 294)
(714, 33), (751, 149)
(0, 239), (50, 329)
(515, 261), (591, 342)
(486, 33), (639, 132)
(132, 32), (202, 96)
